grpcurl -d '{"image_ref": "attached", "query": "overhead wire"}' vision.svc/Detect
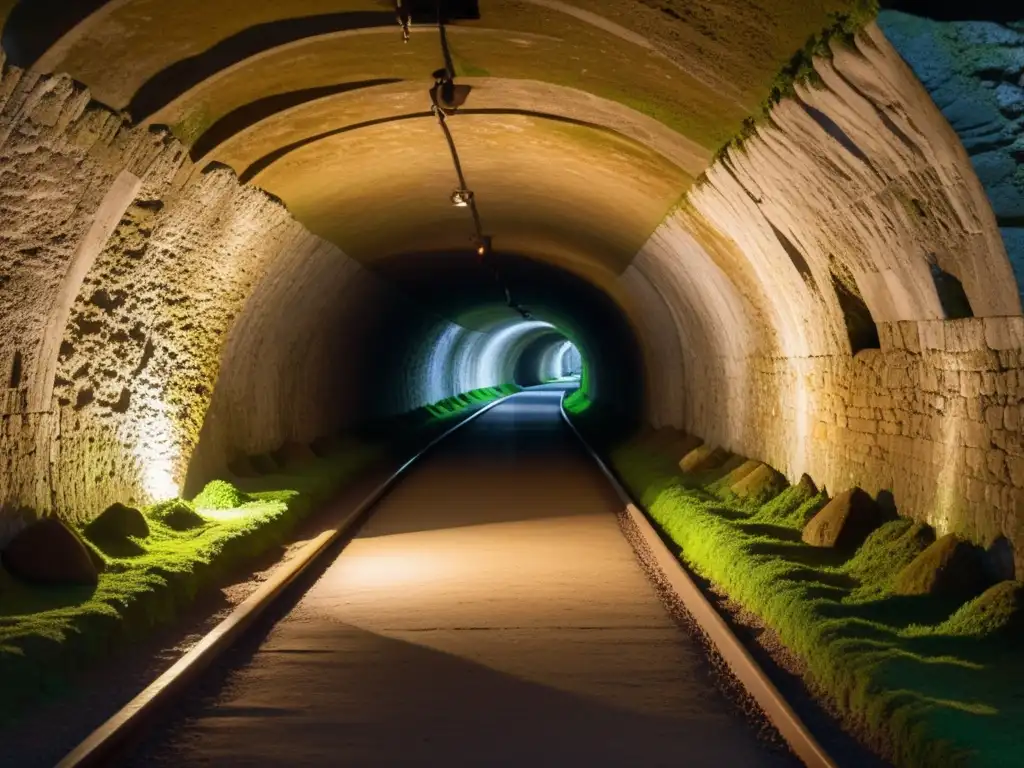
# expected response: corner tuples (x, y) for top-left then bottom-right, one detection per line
(413, 0), (530, 319)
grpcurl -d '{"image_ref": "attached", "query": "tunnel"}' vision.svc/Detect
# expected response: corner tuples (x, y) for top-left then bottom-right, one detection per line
(0, 2), (1023, 766)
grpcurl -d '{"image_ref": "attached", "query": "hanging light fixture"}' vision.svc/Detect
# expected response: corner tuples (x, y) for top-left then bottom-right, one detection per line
(476, 235), (492, 260)
(450, 188), (474, 208)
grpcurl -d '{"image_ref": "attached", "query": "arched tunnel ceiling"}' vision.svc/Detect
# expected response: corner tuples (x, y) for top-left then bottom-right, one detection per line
(0, 0), (864, 297)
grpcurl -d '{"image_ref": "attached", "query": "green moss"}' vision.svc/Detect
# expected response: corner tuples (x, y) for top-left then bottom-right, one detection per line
(713, 0), (878, 163)
(170, 104), (214, 146)
(0, 442), (385, 724)
(192, 479), (251, 510)
(0, 387), (515, 724)
(846, 520), (934, 597)
(147, 499), (205, 531)
(936, 582), (1024, 643)
(82, 503), (149, 545)
(587, 430), (1024, 768)
(423, 384), (520, 422)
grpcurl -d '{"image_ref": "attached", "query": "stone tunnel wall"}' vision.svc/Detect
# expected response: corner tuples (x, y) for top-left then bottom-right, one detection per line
(625, 22), (1024, 561)
(879, 12), (1024, 304)
(0, 59), (504, 531)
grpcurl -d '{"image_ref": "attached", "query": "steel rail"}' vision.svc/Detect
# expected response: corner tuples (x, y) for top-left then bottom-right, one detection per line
(55, 392), (520, 768)
(558, 395), (839, 768)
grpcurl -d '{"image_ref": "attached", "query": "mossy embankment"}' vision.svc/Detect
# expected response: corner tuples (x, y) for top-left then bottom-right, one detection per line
(568, 405), (1022, 768)
(0, 384), (518, 724)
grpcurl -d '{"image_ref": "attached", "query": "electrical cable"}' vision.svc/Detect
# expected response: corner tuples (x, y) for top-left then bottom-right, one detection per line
(421, 0), (529, 318)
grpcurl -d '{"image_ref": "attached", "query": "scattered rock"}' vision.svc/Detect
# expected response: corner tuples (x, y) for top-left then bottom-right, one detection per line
(148, 499), (205, 531)
(273, 441), (317, 468)
(719, 459), (762, 488)
(732, 463), (789, 501)
(680, 445), (730, 473)
(794, 474), (818, 496)
(894, 534), (990, 600)
(1, 517), (99, 586)
(83, 502), (149, 543)
(801, 488), (887, 551)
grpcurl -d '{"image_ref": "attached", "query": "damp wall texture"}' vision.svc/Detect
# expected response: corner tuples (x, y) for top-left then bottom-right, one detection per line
(0, 59), (508, 535)
(624, 22), (1024, 562)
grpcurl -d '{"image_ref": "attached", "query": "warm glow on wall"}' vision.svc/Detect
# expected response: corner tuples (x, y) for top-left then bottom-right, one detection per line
(133, 406), (182, 503)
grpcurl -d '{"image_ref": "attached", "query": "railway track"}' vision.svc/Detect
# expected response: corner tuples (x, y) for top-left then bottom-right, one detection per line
(56, 385), (834, 768)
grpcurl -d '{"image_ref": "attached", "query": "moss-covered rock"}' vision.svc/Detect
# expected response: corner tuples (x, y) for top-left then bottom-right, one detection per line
(679, 444), (730, 473)
(192, 479), (250, 510)
(802, 488), (886, 551)
(732, 463), (788, 502)
(1, 517), (99, 586)
(83, 502), (149, 543)
(148, 499), (205, 531)
(938, 581), (1024, 645)
(718, 458), (760, 486)
(894, 534), (990, 600)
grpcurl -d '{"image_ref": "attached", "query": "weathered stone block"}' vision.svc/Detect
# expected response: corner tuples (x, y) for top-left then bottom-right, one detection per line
(985, 317), (1024, 350)
(802, 488), (887, 551)
(731, 463), (788, 502)
(679, 445), (729, 473)
(894, 534), (989, 600)
(920, 321), (946, 350)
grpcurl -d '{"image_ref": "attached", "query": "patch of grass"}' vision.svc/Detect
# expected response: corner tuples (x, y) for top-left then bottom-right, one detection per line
(424, 384), (520, 420)
(593, 432), (1023, 768)
(147, 498), (205, 531)
(192, 479), (251, 510)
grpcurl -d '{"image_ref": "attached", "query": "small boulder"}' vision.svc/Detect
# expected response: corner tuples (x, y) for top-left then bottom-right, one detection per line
(680, 445), (730, 473)
(719, 459), (762, 488)
(894, 534), (990, 600)
(1, 517), (99, 586)
(84, 502), (149, 543)
(732, 463), (788, 502)
(802, 488), (886, 551)
(148, 499), (205, 531)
